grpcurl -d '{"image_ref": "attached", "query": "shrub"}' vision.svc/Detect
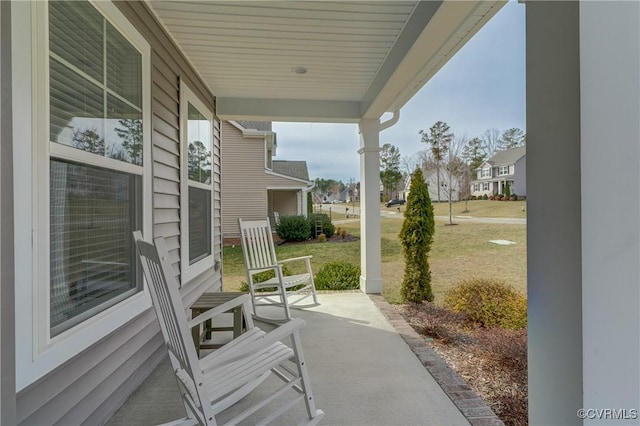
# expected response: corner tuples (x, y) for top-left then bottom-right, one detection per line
(482, 194), (488, 200)
(504, 181), (511, 199)
(488, 195), (495, 200)
(276, 215), (312, 241)
(306, 192), (313, 216)
(444, 278), (527, 330)
(399, 168), (434, 302)
(308, 213), (335, 238)
(340, 229), (347, 238)
(239, 265), (293, 292)
(318, 233), (327, 242)
(314, 261), (361, 290)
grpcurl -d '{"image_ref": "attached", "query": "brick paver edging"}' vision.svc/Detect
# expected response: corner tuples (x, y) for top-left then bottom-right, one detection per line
(369, 294), (505, 426)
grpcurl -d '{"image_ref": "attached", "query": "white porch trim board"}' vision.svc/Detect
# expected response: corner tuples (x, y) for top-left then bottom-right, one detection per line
(1, 0), (17, 422)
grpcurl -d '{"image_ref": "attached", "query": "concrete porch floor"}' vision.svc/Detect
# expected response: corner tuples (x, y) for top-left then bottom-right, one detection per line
(106, 292), (470, 425)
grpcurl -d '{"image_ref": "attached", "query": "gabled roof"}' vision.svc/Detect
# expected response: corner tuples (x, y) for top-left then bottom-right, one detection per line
(235, 121), (272, 132)
(272, 160), (310, 181)
(484, 146), (526, 167)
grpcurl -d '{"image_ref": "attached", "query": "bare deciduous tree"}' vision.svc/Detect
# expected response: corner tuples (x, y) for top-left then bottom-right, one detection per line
(482, 128), (501, 158)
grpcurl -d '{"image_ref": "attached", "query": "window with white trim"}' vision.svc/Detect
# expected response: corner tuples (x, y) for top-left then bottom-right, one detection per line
(499, 165), (510, 176)
(483, 182), (490, 191)
(481, 167), (491, 178)
(181, 84), (214, 281)
(47, 0), (148, 336)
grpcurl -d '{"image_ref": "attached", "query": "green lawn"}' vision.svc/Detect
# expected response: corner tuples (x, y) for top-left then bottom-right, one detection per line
(383, 199), (527, 219)
(223, 216), (526, 305)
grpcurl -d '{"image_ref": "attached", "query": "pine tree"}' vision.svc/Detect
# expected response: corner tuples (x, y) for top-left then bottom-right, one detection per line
(462, 137), (487, 171)
(419, 121), (452, 202)
(399, 168), (435, 302)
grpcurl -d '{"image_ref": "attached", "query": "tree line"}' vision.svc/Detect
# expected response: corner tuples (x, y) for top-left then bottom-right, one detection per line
(381, 123), (526, 200)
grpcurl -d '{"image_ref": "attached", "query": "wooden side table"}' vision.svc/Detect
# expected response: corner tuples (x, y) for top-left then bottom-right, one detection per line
(190, 292), (246, 356)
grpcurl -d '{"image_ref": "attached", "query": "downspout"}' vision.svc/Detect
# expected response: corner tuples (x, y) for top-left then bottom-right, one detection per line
(380, 110), (400, 132)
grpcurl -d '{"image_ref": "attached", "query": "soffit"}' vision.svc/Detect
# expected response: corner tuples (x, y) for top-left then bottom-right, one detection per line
(147, 1), (505, 122)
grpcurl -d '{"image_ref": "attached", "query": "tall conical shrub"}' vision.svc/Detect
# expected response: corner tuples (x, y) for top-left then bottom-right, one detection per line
(399, 168), (435, 302)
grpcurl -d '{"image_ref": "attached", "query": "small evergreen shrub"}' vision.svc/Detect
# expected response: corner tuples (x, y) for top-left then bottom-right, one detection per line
(318, 233), (327, 242)
(399, 168), (435, 303)
(306, 192), (313, 216)
(482, 194), (489, 200)
(504, 182), (511, 199)
(444, 278), (527, 330)
(308, 213), (335, 238)
(276, 215), (312, 241)
(314, 261), (361, 290)
(239, 265), (293, 292)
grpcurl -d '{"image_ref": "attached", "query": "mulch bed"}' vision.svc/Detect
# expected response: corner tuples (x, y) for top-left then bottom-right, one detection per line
(396, 302), (528, 426)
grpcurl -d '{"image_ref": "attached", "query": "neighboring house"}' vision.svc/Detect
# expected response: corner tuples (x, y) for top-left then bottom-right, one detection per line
(470, 146), (526, 197)
(400, 169), (462, 202)
(221, 121), (313, 239)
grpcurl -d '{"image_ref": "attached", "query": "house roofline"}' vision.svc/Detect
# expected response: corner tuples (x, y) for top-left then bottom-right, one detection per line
(265, 169), (313, 186)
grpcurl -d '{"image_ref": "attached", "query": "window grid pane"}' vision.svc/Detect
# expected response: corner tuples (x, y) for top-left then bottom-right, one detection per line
(187, 103), (212, 184)
(50, 159), (142, 336)
(189, 186), (212, 264)
(49, 0), (143, 166)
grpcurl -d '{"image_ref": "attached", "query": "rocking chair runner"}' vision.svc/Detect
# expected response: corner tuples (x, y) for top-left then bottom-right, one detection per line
(238, 218), (320, 323)
(133, 231), (324, 426)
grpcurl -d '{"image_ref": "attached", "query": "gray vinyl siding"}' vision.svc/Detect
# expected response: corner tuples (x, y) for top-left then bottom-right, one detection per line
(221, 121), (307, 237)
(16, 2), (221, 424)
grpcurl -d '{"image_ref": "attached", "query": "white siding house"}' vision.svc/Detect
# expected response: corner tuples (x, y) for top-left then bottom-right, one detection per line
(470, 146), (526, 197)
(401, 169), (462, 202)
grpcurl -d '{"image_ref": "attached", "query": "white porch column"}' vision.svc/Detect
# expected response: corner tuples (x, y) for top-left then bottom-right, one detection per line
(301, 190), (308, 217)
(358, 118), (383, 293)
(0, 0), (17, 422)
(529, 4), (640, 424)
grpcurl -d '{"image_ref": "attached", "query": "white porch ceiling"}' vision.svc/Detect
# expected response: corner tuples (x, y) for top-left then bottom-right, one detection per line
(147, 1), (506, 122)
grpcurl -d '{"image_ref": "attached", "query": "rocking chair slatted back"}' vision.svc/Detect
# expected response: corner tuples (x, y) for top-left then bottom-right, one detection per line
(240, 219), (278, 271)
(133, 231), (215, 423)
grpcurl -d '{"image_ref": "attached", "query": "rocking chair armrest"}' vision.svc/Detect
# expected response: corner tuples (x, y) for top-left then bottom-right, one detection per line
(188, 294), (251, 328)
(206, 318), (306, 365)
(278, 255), (313, 264)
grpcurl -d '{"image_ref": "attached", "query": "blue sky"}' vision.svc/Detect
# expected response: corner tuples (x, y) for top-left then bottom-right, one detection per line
(273, 1), (525, 183)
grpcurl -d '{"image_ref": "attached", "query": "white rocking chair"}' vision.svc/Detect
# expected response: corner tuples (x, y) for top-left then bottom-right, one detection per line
(133, 231), (324, 426)
(238, 218), (320, 323)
